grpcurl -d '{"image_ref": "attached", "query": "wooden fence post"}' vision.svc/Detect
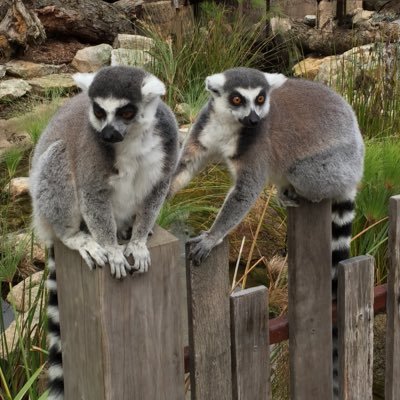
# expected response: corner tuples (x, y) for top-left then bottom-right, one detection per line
(186, 239), (232, 400)
(230, 286), (270, 400)
(385, 195), (400, 399)
(337, 256), (374, 399)
(55, 226), (184, 400)
(287, 199), (333, 399)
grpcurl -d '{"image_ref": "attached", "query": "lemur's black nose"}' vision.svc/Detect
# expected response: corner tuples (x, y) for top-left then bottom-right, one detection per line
(240, 110), (260, 127)
(101, 125), (123, 143)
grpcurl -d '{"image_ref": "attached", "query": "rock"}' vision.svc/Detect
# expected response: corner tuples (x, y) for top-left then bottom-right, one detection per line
(314, 43), (400, 91)
(26, 73), (77, 95)
(270, 17), (292, 35)
(4, 177), (29, 199)
(0, 79), (31, 101)
(71, 44), (113, 72)
(7, 271), (45, 313)
(111, 48), (154, 68)
(113, 34), (154, 51)
(292, 57), (328, 80)
(0, 65), (6, 79)
(353, 9), (375, 26)
(5, 60), (65, 79)
(1, 299), (14, 332)
(0, 308), (40, 359)
(304, 15), (317, 27)
(0, 119), (31, 158)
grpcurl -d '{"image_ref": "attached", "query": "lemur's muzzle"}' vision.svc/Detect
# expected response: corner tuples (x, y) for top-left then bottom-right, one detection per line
(239, 110), (260, 127)
(101, 126), (124, 143)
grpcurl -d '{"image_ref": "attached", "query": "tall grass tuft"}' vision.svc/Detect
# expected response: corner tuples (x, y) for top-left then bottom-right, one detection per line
(143, 3), (292, 123)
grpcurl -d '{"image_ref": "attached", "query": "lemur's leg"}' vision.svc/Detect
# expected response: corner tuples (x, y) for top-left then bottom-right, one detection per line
(34, 141), (130, 278)
(124, 178), (171, 273)
(188, 164), (268, 265)
(277, 185), (301, 207)
(169, 136), (211, 197)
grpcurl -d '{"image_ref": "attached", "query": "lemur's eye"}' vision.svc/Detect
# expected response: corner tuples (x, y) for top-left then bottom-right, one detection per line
(231, 96), (242, 106)
(120, 110), (135, 120)
(257, 95), (265, 105)
(93, 104), (106, 119)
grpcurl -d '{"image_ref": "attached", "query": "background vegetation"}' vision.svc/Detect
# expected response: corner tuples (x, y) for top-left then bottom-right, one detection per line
(0, 4), (399, 399)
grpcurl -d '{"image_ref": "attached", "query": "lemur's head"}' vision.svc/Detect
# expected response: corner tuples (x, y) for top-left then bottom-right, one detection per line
(205, 67), (287, 128)
(73, 66), (165, 143)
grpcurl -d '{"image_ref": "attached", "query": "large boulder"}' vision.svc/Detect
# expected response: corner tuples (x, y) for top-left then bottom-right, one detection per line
(0, 79), (31, 101)
(111, 48), (154, 68)
(5, 60), (65, 79)
(113, 34), (154, 51)
(27, 73), (77, 95)
(71, 44), (113, 72)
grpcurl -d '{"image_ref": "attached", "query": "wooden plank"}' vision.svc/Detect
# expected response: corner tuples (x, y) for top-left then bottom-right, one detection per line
(55, 226), (185, 400)
(230, 286), (269, 400)
(287, 199), (333, 400)
(385, 195), (400, 400)
(186, 239), (232, 400)
(337, 256), (374, 400)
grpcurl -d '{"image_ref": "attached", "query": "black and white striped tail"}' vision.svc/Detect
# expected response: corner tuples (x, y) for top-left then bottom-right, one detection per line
(46, 247), (64, 400)
(331, 198), (355, 400)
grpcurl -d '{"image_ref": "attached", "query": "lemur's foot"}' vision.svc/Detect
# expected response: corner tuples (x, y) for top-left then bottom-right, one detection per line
(278, 186), (301, 208)
(124, 240), (150, 273)
(187, 231), (221, 266)
(104, 244), (130, 279)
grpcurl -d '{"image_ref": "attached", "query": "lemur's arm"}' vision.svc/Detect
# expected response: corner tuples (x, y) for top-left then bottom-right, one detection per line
(188, 162), (268, 265)
(124, 178), (171, 272)
(169, 136), (212, 197)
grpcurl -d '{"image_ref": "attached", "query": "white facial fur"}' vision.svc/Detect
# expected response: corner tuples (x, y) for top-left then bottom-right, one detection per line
(89, 97), (130, 132)
(233, 87), (271, 120)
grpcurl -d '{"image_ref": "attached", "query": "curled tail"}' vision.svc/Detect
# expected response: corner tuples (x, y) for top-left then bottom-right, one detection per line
(331, 198), (356, 399)
(47, 247), (64, 400)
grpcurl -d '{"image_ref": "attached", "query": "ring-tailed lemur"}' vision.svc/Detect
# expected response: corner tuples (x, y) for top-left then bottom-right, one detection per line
(29, 66), (179, 400)
(169, 67), (364, 399)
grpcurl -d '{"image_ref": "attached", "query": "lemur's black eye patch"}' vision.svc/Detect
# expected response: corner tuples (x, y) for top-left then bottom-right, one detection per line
(116, 104), (137, 120)
(229, 92), (246, 107)
(93, 103), (106, 119)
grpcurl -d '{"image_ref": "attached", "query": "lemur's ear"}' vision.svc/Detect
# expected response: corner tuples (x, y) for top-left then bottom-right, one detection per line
(141, 74), (166, 101)
(205, 73), (226, 96)
(264, 73), (287, 90)
(72, 73), (96, 91)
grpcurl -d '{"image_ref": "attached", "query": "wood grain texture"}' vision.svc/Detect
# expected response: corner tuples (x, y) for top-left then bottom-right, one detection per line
(385, 195), (400, 400)
(186, 239), (232, 400)
(55, 226), (185, 400)
(287, 199), (333, 400)
(337, 256), (374, 400)
(230, 286), (269, 400)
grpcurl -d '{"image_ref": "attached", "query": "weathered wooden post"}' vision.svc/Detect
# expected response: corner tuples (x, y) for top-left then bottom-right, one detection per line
(287, 199), (333, 399)
(230, 286), (270, 400)
(186, 240), (232, 400)
(385, 195), (400, 399)
(55, 226), (184, 400)
(337, 256), (374, 399)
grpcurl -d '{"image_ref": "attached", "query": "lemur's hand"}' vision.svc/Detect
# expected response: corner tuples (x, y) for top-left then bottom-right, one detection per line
(187, 231), (221, 266)
(124, 240), (151, 273)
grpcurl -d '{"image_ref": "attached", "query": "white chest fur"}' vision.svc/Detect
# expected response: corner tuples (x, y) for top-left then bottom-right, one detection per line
(109, 129), (165, 229)
(199, 115), (241, 160)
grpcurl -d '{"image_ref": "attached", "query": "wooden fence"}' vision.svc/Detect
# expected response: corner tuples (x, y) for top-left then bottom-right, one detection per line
(54, 195), (400, 400)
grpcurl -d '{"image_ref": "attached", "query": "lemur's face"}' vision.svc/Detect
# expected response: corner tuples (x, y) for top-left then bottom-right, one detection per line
(205, 68), (272, 128)
(73, 67), (166, 143)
